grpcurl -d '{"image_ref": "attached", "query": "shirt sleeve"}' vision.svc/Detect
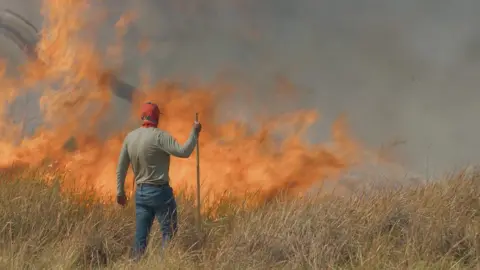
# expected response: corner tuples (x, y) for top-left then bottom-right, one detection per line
(157, 127), (198, 158)
(116, 137), (130, 197)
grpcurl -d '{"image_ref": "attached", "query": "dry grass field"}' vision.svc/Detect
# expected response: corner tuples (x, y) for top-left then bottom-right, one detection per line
(0, 168), (478, 270)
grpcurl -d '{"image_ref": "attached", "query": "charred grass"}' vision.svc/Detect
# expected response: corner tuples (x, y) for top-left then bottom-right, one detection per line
(0, 168), (478, 269)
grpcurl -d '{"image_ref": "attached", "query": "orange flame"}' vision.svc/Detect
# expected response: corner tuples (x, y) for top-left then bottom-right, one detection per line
(0, 0), (364, 204)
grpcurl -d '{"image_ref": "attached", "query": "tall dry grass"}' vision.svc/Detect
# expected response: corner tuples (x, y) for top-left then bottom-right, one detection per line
(0, 168), (478, 269)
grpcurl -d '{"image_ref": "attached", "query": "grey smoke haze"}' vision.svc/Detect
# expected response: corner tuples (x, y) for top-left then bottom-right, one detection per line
(1, 0), (480, 177)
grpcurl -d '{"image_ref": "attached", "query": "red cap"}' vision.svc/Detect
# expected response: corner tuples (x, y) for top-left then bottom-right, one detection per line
(140, 102), (160, 125)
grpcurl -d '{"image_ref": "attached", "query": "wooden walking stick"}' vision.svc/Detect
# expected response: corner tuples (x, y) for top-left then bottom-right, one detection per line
(195, 113), (201, 231)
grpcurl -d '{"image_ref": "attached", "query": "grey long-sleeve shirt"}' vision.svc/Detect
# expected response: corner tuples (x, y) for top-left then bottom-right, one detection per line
(116, 126), (198, 197)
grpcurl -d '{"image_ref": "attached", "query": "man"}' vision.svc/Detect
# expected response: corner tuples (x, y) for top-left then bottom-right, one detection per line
(116, 102), (201, 259)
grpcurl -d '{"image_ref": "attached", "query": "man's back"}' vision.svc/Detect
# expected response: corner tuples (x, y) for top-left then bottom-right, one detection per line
(126, 127), (171, 186)
(116, 126), (198, 196)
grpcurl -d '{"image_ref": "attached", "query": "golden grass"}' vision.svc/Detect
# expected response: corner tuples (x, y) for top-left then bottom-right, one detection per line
(0, 168), (478, 269)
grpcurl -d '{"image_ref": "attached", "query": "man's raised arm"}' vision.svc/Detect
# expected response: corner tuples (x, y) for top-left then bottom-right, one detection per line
(157, 126), (199, 158)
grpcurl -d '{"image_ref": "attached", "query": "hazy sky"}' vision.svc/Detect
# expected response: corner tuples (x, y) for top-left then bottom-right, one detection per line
(1, 0), (480, 177)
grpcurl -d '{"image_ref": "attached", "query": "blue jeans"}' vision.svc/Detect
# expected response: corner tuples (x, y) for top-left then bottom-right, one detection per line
(133, 183), (178, 258)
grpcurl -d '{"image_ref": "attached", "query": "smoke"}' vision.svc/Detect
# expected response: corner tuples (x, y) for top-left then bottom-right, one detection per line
(1, 0), (480, 178)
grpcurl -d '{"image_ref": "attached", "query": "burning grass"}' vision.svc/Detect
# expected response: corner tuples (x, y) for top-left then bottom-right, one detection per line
(0, 168), (478, 269)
